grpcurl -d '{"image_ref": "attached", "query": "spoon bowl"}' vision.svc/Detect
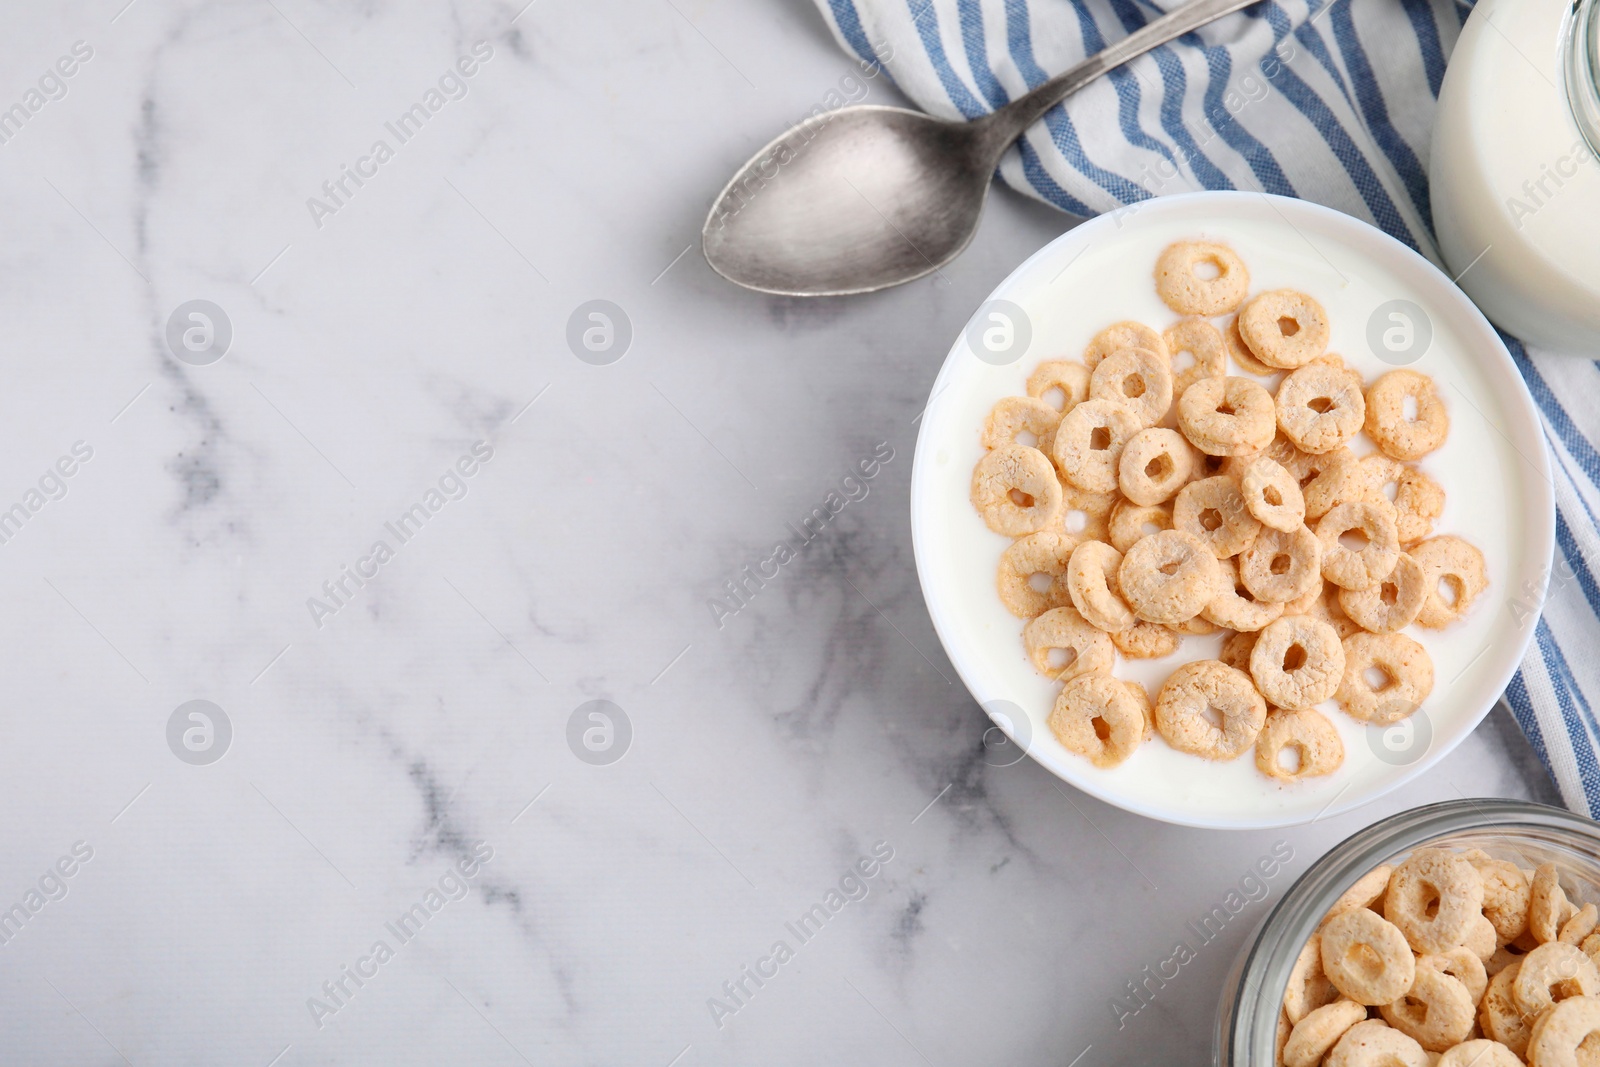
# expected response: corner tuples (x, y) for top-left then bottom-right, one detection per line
(703, 107), (994, 295)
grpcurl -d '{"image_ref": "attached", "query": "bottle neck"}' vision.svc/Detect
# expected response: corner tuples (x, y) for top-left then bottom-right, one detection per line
(1566, 0), (1600, 158)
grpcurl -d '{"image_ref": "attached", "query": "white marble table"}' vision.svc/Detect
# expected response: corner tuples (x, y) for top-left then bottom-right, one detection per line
(0, 2), (1559, 1064)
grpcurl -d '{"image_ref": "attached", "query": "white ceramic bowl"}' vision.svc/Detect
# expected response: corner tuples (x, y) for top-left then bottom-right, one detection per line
(910, 191), (1554, 829)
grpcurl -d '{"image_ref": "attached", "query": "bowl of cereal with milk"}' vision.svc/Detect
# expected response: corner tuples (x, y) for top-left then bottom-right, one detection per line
(909, 191), (1553, 829)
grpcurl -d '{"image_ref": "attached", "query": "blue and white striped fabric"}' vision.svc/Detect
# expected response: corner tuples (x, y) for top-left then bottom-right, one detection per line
(814, 0), (1600, 816)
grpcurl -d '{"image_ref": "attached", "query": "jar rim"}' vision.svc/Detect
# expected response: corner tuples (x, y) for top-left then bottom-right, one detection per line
(1214, 798), (1598, 1066)
(1566, 0), (1600, 158)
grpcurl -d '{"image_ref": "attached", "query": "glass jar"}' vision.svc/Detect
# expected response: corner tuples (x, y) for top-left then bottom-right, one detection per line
(1431, 0), (1600, 354)
(1212, 799), (1600, 1066)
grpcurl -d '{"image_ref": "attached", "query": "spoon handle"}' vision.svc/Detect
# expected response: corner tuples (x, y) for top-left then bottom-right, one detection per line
(976, 0), (1264, 158)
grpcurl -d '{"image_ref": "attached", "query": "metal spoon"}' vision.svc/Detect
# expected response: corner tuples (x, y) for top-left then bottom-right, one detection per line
(703, 0), (1260, 296)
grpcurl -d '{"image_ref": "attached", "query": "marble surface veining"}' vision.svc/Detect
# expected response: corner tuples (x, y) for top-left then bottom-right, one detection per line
(0, 1), (1562, 1064)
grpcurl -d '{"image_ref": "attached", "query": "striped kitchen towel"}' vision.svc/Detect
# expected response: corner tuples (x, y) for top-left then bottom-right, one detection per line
(813, 0), (1600, 816)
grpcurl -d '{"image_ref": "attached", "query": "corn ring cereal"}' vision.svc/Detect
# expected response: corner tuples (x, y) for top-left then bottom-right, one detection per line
(1026, 359), (1091, 413)
(1177, 376), (1277, 456)
(1240, 289), (1331, 369)
(996, 531), (1078, 618)
(1322, 908), (1417, 1004)
(1118, 427), (1195, 506)
(1048, 674), (1146, 768)
(1164, 317), (1228, 397)
(1240, 455), (1306, 532)
(1066, 540), (1137, 632)
(1153, 659), (1267, 760)
(1154, 240), (1250, 316)
(1052, 398), (1144, 493)
(972, 444), (1062, 536)
(1083, 320), (1167, 369)
(1091, 346), (1172, 427)
(1365, 370), (1449, 461)
(1119, 530), (1223, 625)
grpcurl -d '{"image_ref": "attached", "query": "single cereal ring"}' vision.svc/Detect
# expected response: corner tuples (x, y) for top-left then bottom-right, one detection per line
(997, 531), (1077, 618)
(1022, 606), (1114, 682)
(1285, 934), (1343, 1023)
(1525, 995), (1600, 1067)
(1250, 615), (1346, 710)
(1360, 456), (1445, 545)
(1480, 962), (1533, 1057)
(1026, 360), (1091, 413)
(1118, 428), (1196, 506)
(1366, 370), (1449, 461)
(1472, 858), (1531, 943)
(1051, 399), (1144, 493)
(1563, 903), (1600, 945)
(1083, 321), (1168, 369)
(1285, 999), (1367, 1067)
(1054, 484), (1117, 543)
(1336, 632), (1434, 725)
(1514, 941), (1600, 1015)
(1154, 240), (1250, 316)
(1240, 289), (1332, 369)
(1048, 674), (1145, 768)
(1317, 501), (1402, 590)
(1531, 864), (1573, 944)
(1385, 849), (1486, 955)
(1091, 346), (1173, 428)
(1224, 314), (1282, 377)
(1111, 618), (1183, 659)
(1177, 376), (1278, 456)
(972, 445), (1063, 536)
(1108, 500), (1172, 553)
(1326, 1020), (1427, 1067)
(1240, 525), (1324, 604)
(1164, 317), (1228, 397)
(982, 396), (1062, 453)
(1153, 659), (1267, 760)
(1276, 1011), (1291, 1067)
(1419, 947), (1489, 1007)
(1379, 966), (1475, 1051)
(1256, 708), (1344, 780)
(1066, 541), (1136, 632)
(1174, 475), (1263, 559)
(1204, 558), (1286, 632)
(1277, 361), (1366, 454)
(1240, 455), (1306, 532)
(1219, 629), (1259, 673)
(1436, 1039), (1522, 1067)
(1322, 908), (1417, 1004)
(1119, 530), (1223, 625)
(1337, 553), (1427, 634)
(1411, 536), (1489, 629)
(1323, 866), (1393, 927)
